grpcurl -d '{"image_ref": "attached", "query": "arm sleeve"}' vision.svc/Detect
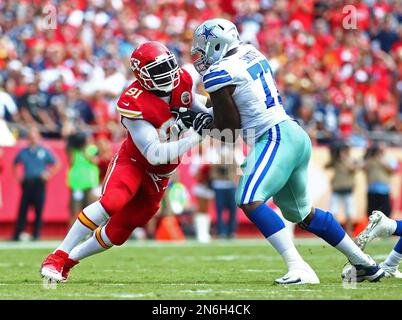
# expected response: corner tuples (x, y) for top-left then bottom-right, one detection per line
(122, 117), (202, 166)
(191, 93), (213, 116)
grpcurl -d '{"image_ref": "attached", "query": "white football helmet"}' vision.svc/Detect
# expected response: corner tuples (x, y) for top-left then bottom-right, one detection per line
(191, 18), (241, 75)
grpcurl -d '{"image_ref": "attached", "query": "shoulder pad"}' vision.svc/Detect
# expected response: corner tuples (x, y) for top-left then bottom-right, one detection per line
(116, 85), (145, 119)
(203, 62), (234, 93)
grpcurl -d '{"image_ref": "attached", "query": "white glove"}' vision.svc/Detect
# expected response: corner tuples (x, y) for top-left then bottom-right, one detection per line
(170, 118), (188, 138)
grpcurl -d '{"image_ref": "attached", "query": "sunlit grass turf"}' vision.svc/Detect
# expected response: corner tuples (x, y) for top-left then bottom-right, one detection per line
(0, 238), (401, 300)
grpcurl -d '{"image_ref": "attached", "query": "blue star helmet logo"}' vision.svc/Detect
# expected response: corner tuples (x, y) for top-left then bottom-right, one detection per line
(200, 25), (217, 41)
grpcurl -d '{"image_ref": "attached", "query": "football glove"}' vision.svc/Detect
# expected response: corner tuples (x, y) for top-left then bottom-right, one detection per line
(170, 118), (188, 138)
(170, 107), (198, 129)
(171, 107), (213, 136)
(193, 112), (213, 136)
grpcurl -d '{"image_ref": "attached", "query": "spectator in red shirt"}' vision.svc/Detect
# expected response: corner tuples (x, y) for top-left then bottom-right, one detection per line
(289, 0), (315, 31)
(338, 103), (355, 139)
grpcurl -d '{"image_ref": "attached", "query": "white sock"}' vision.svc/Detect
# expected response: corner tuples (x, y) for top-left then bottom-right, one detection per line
(384, 250), (402, 267)
(388, 220), (397, 235)
(267, 228), (305, 270)
(57, 201), (109, 253)
(335, 235), (371, 265)
(194, 213), (211, 243)
(285, 222), (295, 241)
(69, 226), (113, 261)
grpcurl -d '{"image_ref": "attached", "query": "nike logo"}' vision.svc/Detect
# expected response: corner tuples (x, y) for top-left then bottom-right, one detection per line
(285, 278), (302, 284)
(121, 101), (130, 107)
(275, 277), (302, 284)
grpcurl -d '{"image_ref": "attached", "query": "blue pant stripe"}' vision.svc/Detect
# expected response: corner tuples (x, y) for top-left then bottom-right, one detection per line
(240, 128), (273, 204)
(249, 124), (281, 202)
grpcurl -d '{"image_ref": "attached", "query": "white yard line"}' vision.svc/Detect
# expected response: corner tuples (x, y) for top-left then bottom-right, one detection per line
(179, 288), (326, 295)
(0, 238), (338, 250)
(0, 292), (154, 299)
(180, 289), (214, 294)
(201, 255), (282, 261)
(242, 269), (283, 273)
(109, 293), (154, 298)
(0, 263), (11, 267)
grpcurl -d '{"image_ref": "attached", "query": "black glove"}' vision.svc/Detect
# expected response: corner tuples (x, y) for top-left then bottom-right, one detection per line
(193, 112), (213, 136)
(170, 107), (198, 129)
(171, 107), (213, 136)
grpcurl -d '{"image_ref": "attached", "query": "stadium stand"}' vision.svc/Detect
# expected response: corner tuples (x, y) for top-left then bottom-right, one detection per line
(1, 0), (402, 238)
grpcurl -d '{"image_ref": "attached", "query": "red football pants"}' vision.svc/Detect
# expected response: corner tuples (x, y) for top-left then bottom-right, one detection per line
(99, 153), (169, 245)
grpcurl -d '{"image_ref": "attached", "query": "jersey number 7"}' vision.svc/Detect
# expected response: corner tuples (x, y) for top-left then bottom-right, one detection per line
(247, 59), (282, 109)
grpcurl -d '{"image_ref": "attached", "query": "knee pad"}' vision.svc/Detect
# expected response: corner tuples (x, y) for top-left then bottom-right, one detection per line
(100, 191), (130, 216)
(130, 213), (155, 228)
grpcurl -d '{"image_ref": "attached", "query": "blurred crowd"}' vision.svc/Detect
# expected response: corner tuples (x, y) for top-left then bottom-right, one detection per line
(325, 140), (399, 236)
(0, 0), (402, 146)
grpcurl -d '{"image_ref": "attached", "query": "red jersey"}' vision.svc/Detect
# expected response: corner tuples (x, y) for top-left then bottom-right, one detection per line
(116, 68), (193, 175)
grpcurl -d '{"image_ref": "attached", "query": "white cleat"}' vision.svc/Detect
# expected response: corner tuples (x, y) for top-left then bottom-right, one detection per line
(40, 267), (63, 282)
(355, 211), (395, 250)
(275, 263), (320, 285)
(341, 255), (385, 283)
(379, 262), (402, 279)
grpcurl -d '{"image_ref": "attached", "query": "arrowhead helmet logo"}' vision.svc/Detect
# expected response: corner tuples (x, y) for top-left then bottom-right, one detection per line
(130, 58), (141, 71)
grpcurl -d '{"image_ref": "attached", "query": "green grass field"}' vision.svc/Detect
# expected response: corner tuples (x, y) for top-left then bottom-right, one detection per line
(0, 238), (401, 300)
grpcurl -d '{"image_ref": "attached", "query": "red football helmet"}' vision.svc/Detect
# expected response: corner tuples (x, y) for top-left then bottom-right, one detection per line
(130, 41), (180, 92)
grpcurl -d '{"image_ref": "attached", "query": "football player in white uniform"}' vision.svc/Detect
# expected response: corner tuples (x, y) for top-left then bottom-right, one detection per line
(174, 18), (384, 284)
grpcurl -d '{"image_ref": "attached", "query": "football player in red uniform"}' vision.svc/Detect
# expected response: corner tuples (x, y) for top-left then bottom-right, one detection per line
(40, 41), (213, 282)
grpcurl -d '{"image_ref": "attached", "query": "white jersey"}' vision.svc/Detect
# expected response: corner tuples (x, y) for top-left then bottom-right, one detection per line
(203, 44), (290, 145)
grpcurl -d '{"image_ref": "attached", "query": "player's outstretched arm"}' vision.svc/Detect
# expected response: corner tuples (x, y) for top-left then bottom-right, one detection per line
(191, 93), (213, 116)
(122, 117), (201, 166)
